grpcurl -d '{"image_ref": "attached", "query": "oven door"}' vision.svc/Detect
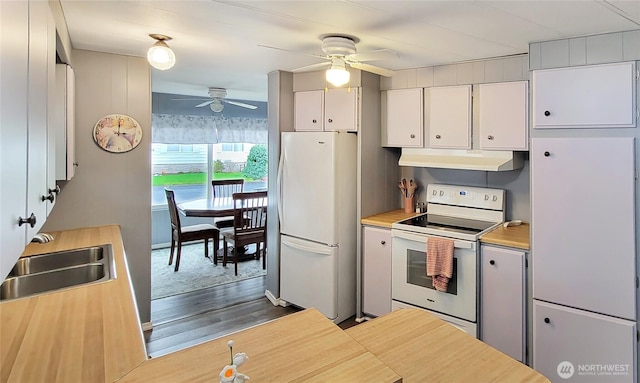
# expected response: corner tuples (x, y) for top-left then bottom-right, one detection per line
(392, 229), (477, 322)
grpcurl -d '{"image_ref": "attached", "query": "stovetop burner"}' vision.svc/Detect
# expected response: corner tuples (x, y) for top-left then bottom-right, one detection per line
(392, 184), (506, 241)
(396, 213), (496, 235)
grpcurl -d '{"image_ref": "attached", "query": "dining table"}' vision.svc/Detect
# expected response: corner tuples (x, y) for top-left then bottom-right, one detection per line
(177, 194), (268, 218)
(177, 194), (268, 262)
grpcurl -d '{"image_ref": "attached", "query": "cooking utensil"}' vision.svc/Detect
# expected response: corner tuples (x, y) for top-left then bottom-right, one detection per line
(398, 181), (406, 197)
(407, 179), (418, 198)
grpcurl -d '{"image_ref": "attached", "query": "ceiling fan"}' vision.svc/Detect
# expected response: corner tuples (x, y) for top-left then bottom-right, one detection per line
(261, 35), (397, 84)
(173, 88), (258, 113)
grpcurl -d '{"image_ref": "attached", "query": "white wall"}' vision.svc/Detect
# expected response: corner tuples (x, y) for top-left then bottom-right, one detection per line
(43, 49), (152, 323)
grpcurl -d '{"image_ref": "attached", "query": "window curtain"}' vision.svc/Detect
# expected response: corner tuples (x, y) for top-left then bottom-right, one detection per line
(152, 113), (267, 144)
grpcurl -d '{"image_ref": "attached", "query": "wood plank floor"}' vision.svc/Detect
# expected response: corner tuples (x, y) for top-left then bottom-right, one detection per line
(144, 276), (359, 358)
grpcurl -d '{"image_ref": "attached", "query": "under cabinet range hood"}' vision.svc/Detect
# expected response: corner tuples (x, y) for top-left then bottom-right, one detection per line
(398, 148), (524, 171)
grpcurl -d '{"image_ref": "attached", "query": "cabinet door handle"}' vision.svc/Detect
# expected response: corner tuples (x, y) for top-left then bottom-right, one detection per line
(380, 240), (386, 245)
(487, 135), (494, 140)
(489, 260), (495, 265)
(312, 119), (317, 124)
(544, 317), (550, 324)
(544, 151), (550, 157)
(327, 119), (333, 123)
(49, 185), (61, 195)
(410, 134), (415, 138)
(18, 213), (36, 228)
(41, 193), (55, 203)
(435, 135), (441, 139)
(544, 111), (551, 117)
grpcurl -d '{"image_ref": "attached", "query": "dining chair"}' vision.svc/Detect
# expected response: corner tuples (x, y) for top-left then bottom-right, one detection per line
(165, 188), (219, 272)
(221, 191), (267, 276)
(211, 179), (245, 230)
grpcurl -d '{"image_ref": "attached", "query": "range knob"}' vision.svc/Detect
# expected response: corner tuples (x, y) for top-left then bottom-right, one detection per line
(439, 191), (444, 196)
(492, 195), (497, 202)
(484, 194), (489, 201)
(432, 189), (437, 195)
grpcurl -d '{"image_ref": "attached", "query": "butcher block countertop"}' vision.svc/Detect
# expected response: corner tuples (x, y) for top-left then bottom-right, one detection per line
(1, 224), (542, 382)
(119, 308), (402, 383)
(0, 225), (147, 383)
(347, 308), (550, 383)
(480, 222), (530, 250)
(361, 209), (420, 228)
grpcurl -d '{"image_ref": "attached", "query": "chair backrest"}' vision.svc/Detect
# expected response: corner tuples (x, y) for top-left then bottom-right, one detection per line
(164, 188), (181, 232)
(232, 191), (267, 237)
(212, 179), (244, 199)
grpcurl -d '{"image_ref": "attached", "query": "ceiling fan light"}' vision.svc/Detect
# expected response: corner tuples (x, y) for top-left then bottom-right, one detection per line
(326, 60), (350, 87)
(147, 35), (176, 70)
(210, 100), (224, 113)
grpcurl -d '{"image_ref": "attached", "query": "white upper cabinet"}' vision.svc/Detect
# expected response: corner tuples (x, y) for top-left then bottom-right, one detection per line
(0, 0), (29, 281)
(26, 0), (53, 237)
(383, 88), (423, 147)
(533, 62), (637, 129)
(45, 4), (57, 216)
(54, 64), (76, 181)
(478, 81), (529, 150)
(294, 88), (358, 132)
(427, 85), (472, 149)
(294, 90), (324, 131)
(324, 88), (358, 132)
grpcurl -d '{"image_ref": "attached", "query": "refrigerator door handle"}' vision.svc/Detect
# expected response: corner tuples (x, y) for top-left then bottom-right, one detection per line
(281, 236), (333, 255)
(277, 144), (285, 225)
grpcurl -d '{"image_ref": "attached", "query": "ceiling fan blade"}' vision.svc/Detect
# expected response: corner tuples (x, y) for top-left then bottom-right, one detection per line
(349, 49), (398, 62)
(349, 62), (394, 77)
(195, 100), (215, 108)
(223, 100), (258, 110)
(171, 98), (209, 101)
(292, 61), (331, 73)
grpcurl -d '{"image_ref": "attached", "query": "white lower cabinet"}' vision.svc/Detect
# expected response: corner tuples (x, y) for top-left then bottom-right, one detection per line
(533, 300), (637, 383)
(362, 226), (391, 317)
(480, 245), (525, 362)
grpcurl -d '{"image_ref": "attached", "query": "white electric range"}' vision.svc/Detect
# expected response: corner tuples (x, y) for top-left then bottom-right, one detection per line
(391, 184), (505, 337)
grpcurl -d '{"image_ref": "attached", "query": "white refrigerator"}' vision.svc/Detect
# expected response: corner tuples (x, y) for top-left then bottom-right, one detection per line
(277, 131), (357, 323)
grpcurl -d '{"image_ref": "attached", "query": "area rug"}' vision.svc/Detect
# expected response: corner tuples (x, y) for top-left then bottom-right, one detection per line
(151, 243), (267, 300)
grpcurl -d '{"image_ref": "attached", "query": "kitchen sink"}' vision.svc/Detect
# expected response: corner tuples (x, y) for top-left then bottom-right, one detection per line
(0, 244), (116, 301)
(8, 246), (105, 276)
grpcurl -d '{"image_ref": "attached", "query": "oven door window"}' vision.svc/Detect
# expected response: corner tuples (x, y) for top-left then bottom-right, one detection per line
(407, 249), (458, 295)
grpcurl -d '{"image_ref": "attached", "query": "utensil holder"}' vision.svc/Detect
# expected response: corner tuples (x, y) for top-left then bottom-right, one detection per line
(403, 197), (414, 213)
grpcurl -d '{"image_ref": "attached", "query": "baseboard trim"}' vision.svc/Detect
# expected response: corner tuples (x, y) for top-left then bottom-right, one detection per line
(142, 321), (153, 332)
(264, 289), (281, 306)
(152, 242), (171, 250)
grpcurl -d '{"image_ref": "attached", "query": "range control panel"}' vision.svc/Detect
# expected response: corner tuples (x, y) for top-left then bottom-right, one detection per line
(426, 184), (505, 211)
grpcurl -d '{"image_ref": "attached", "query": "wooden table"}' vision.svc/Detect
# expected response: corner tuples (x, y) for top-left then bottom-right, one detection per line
(119, 308), (402, 383)
(177, 197), (236, 218)
(347, 308), (551, 383)
(178, 195), (268, 261)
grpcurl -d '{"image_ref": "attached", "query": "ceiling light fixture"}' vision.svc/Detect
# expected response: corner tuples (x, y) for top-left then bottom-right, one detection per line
(209, 99), (224, 113)
(147, 34), (176, 70)
(325, 59), (350, 87)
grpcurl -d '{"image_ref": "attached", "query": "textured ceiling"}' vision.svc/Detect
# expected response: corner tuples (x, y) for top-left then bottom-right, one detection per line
(60, 0), (640, 102)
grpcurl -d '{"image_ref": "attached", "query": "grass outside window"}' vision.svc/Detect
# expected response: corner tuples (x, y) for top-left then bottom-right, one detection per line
(153, 172), (246, 186)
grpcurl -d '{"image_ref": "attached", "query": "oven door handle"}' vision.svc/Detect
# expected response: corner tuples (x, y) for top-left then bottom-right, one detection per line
(391, 230), (476, 250)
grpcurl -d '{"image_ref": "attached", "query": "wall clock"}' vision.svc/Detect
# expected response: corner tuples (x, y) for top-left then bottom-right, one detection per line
(93, 114), (143, 153)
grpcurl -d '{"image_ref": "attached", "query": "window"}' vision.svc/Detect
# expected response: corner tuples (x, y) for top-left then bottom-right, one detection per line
(152, 143), (268, 206)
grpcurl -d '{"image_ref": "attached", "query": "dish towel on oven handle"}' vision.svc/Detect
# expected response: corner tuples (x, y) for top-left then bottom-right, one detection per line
(426, 237), (454, 292)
